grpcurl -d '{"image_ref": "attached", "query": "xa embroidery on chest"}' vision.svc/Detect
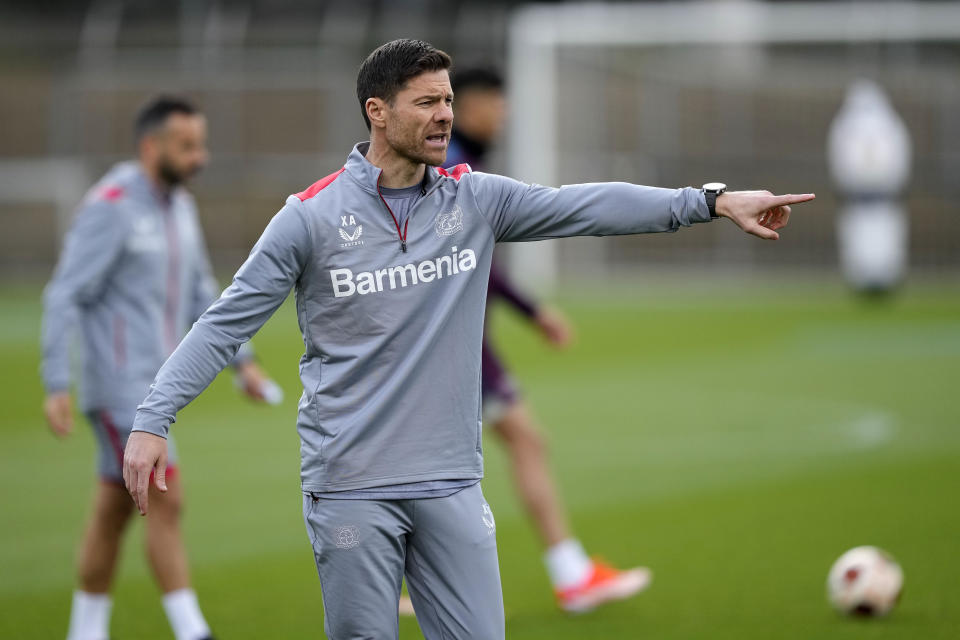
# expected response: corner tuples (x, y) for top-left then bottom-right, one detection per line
(339, 214), (364, 248)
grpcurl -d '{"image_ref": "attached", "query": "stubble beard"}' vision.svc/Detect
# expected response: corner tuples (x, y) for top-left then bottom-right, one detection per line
(157, 163), (184, 187)
(388, 128), (445, 169)
(157, 157), (200, 187)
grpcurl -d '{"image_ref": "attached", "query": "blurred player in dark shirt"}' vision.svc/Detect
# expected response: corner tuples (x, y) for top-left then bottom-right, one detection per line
(438, 66), (650, 613)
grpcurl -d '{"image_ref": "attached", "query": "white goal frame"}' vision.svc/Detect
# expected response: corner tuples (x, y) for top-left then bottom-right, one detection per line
(506, 0), (960, 291)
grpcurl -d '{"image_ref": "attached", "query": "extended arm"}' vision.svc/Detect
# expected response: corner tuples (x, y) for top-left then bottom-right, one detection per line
(469, 173), (813, 242)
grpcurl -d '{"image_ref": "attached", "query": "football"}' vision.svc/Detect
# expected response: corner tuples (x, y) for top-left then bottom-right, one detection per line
(827, 546), (904, 616)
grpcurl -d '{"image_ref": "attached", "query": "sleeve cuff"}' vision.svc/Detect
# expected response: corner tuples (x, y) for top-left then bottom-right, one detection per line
(42, 364), (70, 394)
(131, 409), (171, 439)
(686, 187), (712, 224)
(44, 380), (70, 394)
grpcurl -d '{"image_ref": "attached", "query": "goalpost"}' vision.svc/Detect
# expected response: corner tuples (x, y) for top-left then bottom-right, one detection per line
(506, 1), (960, 292)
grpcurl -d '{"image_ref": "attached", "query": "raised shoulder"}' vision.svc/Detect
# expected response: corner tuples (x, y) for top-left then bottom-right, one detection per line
(294, 168), (346, 202)
(436, 164), (472, 181)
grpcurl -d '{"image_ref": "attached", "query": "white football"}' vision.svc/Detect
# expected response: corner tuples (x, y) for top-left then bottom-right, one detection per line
(827, 546), (903, 616)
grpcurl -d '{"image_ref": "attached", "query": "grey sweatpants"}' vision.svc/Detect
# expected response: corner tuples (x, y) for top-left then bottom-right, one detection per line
(302, 483), (504, 639)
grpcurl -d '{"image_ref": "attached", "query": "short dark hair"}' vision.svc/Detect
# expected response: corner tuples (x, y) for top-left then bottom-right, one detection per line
(451, 66), (503, 95)
(356, 39), (452, 131)
(134, 95), (199, 142)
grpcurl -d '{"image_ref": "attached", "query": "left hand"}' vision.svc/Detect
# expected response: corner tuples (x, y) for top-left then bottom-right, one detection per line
(43, 392), (74, 438)
(716, 191), (815, 240)
(534, 307), (574, 348)
(123, 430), (169, 515)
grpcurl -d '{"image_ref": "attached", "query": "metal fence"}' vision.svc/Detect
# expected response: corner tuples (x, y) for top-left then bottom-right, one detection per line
(2, 0), (958, 281)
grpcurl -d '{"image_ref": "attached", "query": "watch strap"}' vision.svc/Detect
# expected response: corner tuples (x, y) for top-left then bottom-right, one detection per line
(702, 183), (726, 219)
(706, 190), (719, 219)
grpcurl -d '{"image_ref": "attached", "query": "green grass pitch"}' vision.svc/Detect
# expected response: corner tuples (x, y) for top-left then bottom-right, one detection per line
(1, 278), (958, 639)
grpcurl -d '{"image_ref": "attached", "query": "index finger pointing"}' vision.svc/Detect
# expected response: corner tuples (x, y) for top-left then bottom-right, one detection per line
(771, 193), (816, 207)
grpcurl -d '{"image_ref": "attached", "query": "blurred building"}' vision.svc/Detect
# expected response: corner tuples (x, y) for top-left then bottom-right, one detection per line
(1, 0), (958, 282)
(0, 0), (519, 277)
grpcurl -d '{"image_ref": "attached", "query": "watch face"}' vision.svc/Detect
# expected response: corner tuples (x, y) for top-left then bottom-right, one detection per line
(703, 182), (727, 192)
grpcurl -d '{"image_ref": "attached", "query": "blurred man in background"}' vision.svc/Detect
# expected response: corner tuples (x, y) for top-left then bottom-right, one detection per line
(41, 96), (273, 640)
(417, 66), (652, 613)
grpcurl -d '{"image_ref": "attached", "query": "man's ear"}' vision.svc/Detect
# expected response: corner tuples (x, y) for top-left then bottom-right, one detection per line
(366, 97), (387, 129)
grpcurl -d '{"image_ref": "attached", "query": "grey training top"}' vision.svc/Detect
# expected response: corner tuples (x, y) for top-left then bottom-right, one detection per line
(315, 181), (470, 500)
(42, 162), (251, 412)
(133, 142), (711, 492)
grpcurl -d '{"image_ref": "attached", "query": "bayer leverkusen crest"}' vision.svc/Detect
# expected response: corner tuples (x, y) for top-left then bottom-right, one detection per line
(435, 205), (463, 237)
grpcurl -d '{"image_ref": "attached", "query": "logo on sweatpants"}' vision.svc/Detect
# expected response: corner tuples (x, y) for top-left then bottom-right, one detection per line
(481, 504), (496, 534)
(334, 525), (360, 549)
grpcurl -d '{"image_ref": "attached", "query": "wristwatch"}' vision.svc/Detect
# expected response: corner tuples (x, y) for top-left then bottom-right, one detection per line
(702, 182), (727, 219)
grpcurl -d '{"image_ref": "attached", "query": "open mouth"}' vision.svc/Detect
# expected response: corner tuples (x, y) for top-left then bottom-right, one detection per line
(426, 134), (448, 147)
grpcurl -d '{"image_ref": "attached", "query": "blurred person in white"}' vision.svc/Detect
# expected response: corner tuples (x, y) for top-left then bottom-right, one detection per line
(395, 66), (652, 615)
(41, 96), (277, 640)
(828, 79), (912, 295)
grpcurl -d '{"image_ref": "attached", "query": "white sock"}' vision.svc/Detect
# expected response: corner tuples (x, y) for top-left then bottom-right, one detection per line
(162, 588), (211, 640)
(66, 591), (111, 640)
(544, 538), (593, 590)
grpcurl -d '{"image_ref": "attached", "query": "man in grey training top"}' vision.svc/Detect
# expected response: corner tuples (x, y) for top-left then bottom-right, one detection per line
(123, 40), (814, 639)
(42, 96), (274, 640)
